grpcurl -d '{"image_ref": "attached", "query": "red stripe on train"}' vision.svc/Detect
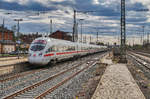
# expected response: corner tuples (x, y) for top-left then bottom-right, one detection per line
(56, 51), (78, 55)
(44, 50), (90, 57)
(44, 53), (54, 57)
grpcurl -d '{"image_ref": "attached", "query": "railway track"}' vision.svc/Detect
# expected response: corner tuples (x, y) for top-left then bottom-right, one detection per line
(0, 68), (44, 82)
(1, 60), (86, 93)
(2, 57), (102, 99)
(127, 52), (150, 71)
(1, 59), (84, 95)
(1, 52), (106, 81)
(1, 52), (107, 99)
(0, 56), (86, 81)
(133, 51), (150, 58)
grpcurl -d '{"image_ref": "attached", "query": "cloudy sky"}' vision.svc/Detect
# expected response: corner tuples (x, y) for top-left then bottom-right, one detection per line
(0, 0), (150, 45)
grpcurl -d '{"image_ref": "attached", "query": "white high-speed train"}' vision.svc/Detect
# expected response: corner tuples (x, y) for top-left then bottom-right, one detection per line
(28, 37), (107, 65)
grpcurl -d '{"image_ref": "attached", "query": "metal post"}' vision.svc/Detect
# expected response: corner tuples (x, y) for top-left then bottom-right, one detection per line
(14, 19), (23, 59)
(50, 19), (52, 34)
(142, 26), (145, 45)
(76, 23), (78, 42)
(81, 22), (83, 43)
(120, 0), (127, 63)
(97, 32), (98, 43)
(133, 36), (134, 46)
(147, 32), (149, 44)
(17, 21), (20, 59)
(118, 35), (120, 44)
(2, 18), (5, 28)
(141, 33), (142, 45)
(147, 31), (149, 44)
(17, 21), (19, 38)
(2, 18), (4, 42)
(90, 35), (91, 43)
(81, 22), (82, 43)
(2, 18), (4, 56)
(73, 10), (76, 42)
(79, 19), (84, 43)
(85, 35), (86, 43)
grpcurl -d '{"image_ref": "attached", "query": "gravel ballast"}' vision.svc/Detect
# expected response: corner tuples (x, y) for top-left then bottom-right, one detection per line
(1, 52), (106, 98)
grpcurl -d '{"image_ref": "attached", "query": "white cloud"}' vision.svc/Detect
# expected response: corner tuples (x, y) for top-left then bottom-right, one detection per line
(1, 0), (149, 45)
(130, 0), (150, 6)
(2, 0), (75, 6)
(93, 0), (100, 5)
(2, 0), (29, 5)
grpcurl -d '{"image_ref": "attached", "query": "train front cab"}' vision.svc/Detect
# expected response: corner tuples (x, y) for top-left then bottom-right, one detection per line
(28, 39), (50, 65)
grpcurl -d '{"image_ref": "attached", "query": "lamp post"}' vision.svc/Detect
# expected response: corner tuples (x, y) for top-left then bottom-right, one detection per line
(14, 19), (23, 59)
(48, 16), (53, 35)
(50, 19), (52, 34)
(147, 32), (149, 44)
(73, 10), (102, 42)
(79, 19), (84, 43)
(142, 26), (145, 45)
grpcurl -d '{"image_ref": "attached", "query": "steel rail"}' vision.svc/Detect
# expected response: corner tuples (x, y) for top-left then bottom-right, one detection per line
(3, 59), (91, 99)
(35, 61), (97, 99)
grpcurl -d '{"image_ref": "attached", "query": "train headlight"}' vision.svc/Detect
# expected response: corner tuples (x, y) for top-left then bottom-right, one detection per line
(39, 53), (43, 56)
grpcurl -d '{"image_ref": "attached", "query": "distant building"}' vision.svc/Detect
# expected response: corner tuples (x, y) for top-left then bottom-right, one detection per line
(20, 32), (42, 44)
(19, 32), (42, 50)
(0, 40), (15, 54)
(49, 30), (72, 41)
(0, 26), (15, 53)
(0, 26), (14, 41)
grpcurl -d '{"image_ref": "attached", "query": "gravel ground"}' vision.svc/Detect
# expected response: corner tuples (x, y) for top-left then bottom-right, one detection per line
(92, 63), (145, 99)
(1, 52), (106, 98)
(127, 56), (150, 99)
(128, 55), (150, 79)
(1, 60), (82, 98)
(14, 62), (88, 99)
(45, 63), (98, 99)
(44, 56), (106, 99)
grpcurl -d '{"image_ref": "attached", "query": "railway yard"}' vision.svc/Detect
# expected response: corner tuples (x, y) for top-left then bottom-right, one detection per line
(1, 0), (150, 98)
(0, 52), (107, 99)
(0, 50), (150, 99)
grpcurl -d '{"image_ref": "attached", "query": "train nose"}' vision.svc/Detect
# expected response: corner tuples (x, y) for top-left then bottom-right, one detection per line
(28, 53), (48, 65)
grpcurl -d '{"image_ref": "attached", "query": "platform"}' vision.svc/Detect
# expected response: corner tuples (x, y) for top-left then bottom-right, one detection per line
(92, 60), (145, 99)
(0, 57), (27, 67)
(100, 53), (113, 65)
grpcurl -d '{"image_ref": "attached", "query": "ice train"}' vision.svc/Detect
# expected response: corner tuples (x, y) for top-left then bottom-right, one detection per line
(28, 37), (107, 65)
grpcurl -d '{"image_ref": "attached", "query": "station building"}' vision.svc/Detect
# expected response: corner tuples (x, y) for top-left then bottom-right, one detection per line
(0, 26), (15, 54)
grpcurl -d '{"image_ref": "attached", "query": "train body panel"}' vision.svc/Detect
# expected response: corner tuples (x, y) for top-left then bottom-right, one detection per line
(28, 37), (107, 66)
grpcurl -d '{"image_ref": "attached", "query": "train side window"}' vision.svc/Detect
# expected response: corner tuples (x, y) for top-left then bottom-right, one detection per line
(51, 46), (57, 52)
(67, 46), (75, 51)
(56, 45), (63, 51)
(63, 46), (68, 51)
(46, 48), (51, 53)
(67, 46), (71, 51)
(81, 47), (85, 50)
(72, 46), (75, 50)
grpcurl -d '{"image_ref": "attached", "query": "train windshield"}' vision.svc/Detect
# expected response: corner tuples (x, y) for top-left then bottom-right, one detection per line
(30, 40), (47, 51)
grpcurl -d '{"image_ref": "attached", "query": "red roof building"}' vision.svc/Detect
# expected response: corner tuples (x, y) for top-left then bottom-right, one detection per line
(0, 26), (14, 41)
(49, 30), (72, 41)
(20, 32), (42, 44)
(0, 26), (15, 53)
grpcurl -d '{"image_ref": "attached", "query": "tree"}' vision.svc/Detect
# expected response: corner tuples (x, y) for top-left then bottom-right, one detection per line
(96, 42), (104, 46)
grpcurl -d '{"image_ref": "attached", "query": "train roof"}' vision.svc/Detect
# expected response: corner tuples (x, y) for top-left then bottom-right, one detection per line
(33, 37), (107, 48)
